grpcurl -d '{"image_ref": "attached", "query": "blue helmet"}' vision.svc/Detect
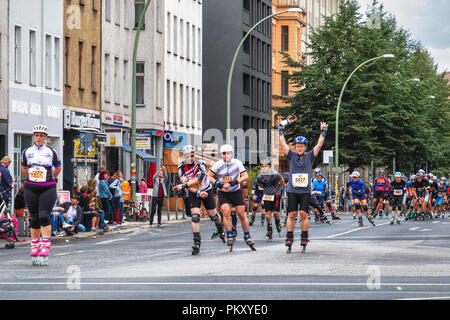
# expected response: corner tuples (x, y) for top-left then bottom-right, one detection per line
(294, 136), (308, 144)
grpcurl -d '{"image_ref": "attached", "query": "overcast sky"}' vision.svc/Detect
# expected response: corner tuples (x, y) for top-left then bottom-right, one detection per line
(357, 0), (450, 73)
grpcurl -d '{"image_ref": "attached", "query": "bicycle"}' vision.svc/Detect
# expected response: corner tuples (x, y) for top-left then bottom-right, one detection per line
(124, 200), (149, 222)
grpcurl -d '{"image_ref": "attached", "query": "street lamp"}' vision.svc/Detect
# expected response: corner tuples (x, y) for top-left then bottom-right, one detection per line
(131, 0), (152, 202)
(334, 54), (395, 188)
(226, 7), (303, 144)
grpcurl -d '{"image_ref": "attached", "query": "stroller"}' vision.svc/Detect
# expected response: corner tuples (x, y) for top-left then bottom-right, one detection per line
(0, 188), (18, 249)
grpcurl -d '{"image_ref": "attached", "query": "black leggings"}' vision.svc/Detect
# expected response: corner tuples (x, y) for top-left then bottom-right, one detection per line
(24, 183), (57, 229)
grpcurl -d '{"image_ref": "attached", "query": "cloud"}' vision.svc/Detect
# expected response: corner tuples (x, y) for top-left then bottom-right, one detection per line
(357, 0), (450, 72)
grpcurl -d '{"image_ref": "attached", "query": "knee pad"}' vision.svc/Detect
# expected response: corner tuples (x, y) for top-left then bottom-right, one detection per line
(362, 205), (368, 212)
(355, 203), (362, 211)
(191, 214), (200, 223)
(210, 214), (219, 222)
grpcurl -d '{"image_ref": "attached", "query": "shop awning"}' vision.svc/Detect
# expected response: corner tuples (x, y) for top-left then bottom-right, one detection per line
(122, 143), (157, 162)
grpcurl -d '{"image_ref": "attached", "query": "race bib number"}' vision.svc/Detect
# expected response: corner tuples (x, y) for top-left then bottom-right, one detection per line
(222, 176), (233, 183)
(292, 173), (308, 188)
(263, 195), (275, 202)
(29, 166), (47, 182)
(394, 189), (403, 196)
(312, 191), (322, 195)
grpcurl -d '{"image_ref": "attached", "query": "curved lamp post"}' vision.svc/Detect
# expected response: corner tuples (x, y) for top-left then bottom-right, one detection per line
(226, 7), (303, 144)
(334, 54), (395, 190)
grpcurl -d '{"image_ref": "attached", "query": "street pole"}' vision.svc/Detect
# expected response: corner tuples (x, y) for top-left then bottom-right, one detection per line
(131, 0), (152, 202)
(335, 54), (395, 196)
(226, 8), (302, 144)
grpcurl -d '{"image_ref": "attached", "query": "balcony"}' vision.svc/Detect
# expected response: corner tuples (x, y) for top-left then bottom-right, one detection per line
(276, 0), (304, 8)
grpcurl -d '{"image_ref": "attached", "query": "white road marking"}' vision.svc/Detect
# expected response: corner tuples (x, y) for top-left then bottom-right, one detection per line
(419, 229), (432, 232)
(326, 222), (390, 238)
(95, 238), (128, 245)
(408, 227), (422, 231)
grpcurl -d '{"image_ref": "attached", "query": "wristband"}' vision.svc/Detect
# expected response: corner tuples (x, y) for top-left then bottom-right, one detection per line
(216, 181), (224, 189)
(278, 125), (285, 136)
(229, 180), (239, 187)
(321, 126), (328, 138)
(196, 191), (200, 197)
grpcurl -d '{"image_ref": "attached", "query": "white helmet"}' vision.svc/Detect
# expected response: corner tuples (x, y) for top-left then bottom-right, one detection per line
(182, 144), (195, 155)
(352, 171), (360, 178)
(33, 124), (48, 135)
(314, 168), (321, 173)
(220, 144), (233, 154)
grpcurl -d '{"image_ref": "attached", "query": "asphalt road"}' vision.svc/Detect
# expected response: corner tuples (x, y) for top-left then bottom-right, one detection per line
(1, 213), (450, 300)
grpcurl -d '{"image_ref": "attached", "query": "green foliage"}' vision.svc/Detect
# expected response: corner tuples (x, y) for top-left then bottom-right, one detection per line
(276, 0), (450, 175)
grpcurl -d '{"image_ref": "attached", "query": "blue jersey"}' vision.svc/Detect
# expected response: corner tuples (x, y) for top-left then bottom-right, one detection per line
(349, 179), (366, 195)
(312, 179), (327, 197)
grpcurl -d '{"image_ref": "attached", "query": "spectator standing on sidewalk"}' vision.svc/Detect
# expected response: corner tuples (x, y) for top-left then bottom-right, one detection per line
(150, 167), (167, 227)
(98, 170), (113, 224)
(139, 178), (148, 194)
(0, 156), (14, 203)
(110, 171), (124, 225)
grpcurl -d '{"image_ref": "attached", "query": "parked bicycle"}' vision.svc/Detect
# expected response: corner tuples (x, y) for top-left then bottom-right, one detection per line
(124, 200), (149, 222)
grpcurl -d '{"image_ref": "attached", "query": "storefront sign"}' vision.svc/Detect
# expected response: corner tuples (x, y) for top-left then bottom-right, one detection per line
(64, 110), (101, 131)
(102, 112), (131, 128)
(74, 139), (96, 157)
(104, 128), (123, 147)
(136, 137), (150, 150)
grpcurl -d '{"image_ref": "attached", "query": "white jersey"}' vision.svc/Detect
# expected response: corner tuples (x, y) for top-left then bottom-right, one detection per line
(210, 158), (246, 193)
(21, 144), (61, 184)
(178, 160), (211, 192)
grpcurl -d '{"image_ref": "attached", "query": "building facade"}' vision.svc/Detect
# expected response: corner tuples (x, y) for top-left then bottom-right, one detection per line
(203, 0), (273, 166)
(0, 0), (8, 157)
(63, 0), (103, 192)
(272, 0), (341, 172)
(8, 0), (64, 186)
(102, 0), (164, 182)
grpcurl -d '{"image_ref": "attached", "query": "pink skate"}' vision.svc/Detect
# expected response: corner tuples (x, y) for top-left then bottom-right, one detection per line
(38, 238), (51, 266)
(30, 239), (40, 266)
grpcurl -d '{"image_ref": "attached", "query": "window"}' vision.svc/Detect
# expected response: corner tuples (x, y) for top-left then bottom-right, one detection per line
(91, 45), (96, 92)
(64, 36), (70, 85)
(166, 12), (171, 52)
(166, 80), (171, 124)
(114, 57), (120, 104)
(124, 0), (130, 29)
(54, 37), (60, 90)
(104, 53), (110, 101)
(197, 90), (201, 129)
(243, 73), (250, 96)
(45, 35), (52, 89)
(105, 0), (111, 21)
(180, 84), (184, 126)
(186, 22), (190, 60)
(197, 27), (201, 65)
(281, 71), (289, 97)
(281, 26), (289, 51)
(243, 0), (250, 11)
(0, 33), (2, 80)
(78, 41), (84, 89)
(123, 59), (129, 106)
(173, 82), (177, 125)
(243, 32), (250, 54)
(192, 87), (195, 128)
(134, 0), (145, 29)
(180, 19), (184, 58)
(186, 85), (190, 127)
(115, 0), (121, 25)
(136, 62), (144, 106)
(29, 30), (36, 85)
(257, 39), (261, 71)
(156, 0), (162, 33)
(173, 16), (178, 55)
(92, 0), (98, 12)
(192, 25), (196, 62)
(14, 26), (21, 82)
(156, 62), (161, 108)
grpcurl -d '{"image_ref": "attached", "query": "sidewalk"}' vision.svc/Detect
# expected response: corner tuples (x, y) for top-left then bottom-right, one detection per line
(11, 210), (190, 248)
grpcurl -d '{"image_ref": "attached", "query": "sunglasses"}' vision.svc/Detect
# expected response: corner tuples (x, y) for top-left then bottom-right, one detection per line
(222, 152), (231, 155)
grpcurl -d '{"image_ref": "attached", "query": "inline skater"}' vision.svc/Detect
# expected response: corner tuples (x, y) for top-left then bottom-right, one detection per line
(256, 158), (286, 241)
(249, 177), (264, 226)
(173, 145), (225, 255)
(21, 125), (62, 266)
(412, 173), (428, 220)
(346, 173), (357, 219)
(311, 174), (332, 225)
(389, 172), (406, 225)
(313, 168), (340, 220)
(429, 176), (439, 218)
(207, 144), (255, 252)
(348, 171), (376, 227)
(279, 120), (328, 253)
(372, 170), (390, 219)
(435, 177), (448, 218)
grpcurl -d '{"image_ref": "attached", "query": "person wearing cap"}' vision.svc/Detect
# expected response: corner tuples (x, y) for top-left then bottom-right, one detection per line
(0, 156), (14, 202)
(371, 170), (390, 219)
(207, 144), (255, 251)
(61, 195), (85, 235)
(278, 121), (328, 252)
(348, 171), (376, 227)
(22, 124), (62, 265)
(389, 172), (406, 224)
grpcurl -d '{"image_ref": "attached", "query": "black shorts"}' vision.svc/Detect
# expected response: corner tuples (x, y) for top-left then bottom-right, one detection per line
(263, 194), (281, 212)
(374, 191), (385, 200)
(287, 192), (310, 213)
(391, 195), (403, 210)
(218, 190), (245, 207)
(188, 188), (217, 211)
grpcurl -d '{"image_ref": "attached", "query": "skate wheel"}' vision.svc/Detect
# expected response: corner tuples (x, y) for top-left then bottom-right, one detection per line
(228, 246), (233, 252)
(286, 247), (292, 254)
(266, 238), (272, 242)
(301, 246), (306, 253)
(251, 246), (257, 251)
(5, 244), (10, 249)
